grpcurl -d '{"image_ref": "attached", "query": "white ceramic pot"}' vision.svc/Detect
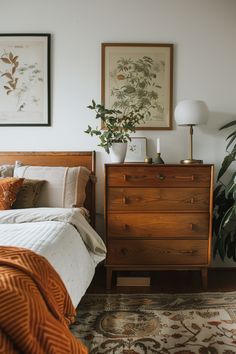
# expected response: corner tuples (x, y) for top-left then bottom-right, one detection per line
(110, 142), (127, 163)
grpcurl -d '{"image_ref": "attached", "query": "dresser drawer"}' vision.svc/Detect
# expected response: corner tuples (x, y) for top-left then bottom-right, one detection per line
(107, 188), (210, 212)
(107, 213), (209, 238)
(107, 239), (208, 265)
(106, 166), (211, 188)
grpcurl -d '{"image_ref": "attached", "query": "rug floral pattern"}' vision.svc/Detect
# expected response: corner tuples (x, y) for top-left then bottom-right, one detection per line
(70, 292), (236, 354)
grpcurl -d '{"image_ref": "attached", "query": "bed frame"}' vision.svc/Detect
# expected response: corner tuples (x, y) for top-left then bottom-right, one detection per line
(0, 151), (96, 227)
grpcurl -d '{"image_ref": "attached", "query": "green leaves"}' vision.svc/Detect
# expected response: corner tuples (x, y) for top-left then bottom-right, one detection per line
(217, 146), (236, 181)
(85, 100), (145, 153)
(225, 173), (236, 200)
(219, 120), (236, 131)
(111, 55), (163, 120)
(213, 120), (236, 260)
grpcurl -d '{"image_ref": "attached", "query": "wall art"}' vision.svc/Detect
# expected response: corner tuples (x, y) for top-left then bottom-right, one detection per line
(0, 34), (50, 126)
(125, 137), (147, 162)
(102, 43), (173, 130)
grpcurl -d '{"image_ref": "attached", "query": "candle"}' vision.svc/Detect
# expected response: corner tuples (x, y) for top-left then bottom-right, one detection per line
(156, 138), (160, 153)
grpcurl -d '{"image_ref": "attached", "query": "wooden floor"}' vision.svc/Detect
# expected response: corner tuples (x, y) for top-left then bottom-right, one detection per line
(88, 266), (236, 294)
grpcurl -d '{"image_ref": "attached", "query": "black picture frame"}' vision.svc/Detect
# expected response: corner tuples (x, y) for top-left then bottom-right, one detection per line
(0, 33), (51, 126)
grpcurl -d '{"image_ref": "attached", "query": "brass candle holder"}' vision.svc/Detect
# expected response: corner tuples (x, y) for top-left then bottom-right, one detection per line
(144, 157), (152, 164)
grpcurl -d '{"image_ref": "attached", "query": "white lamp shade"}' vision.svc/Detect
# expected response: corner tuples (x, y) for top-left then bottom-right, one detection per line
(174, 100), (208, 126)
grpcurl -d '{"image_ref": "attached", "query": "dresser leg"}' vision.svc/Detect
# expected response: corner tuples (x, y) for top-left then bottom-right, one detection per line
(106, 268), (113, 290)
(201, 268), (208, 290)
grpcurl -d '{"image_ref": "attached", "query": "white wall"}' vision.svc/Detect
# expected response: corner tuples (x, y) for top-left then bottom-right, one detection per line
(0, 0), (236, 263)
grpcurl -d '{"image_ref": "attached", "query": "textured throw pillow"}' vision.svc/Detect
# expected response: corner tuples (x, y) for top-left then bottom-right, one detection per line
(12, 179), (45, 209)
(0, 177), (24, 210)
(0, 165), (14, 178)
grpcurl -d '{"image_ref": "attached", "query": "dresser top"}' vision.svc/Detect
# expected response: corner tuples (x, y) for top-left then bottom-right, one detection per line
(105, 163), (214, 167)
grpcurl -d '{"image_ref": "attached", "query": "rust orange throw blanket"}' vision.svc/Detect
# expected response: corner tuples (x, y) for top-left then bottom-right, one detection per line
(0, 246), (88, 354)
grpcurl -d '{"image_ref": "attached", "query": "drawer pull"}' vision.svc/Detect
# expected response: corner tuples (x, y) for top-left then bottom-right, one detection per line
(156, 174), (166, 181)
(189, 223), (195, 230)
(123, 174), (147, 181)
(175, 175), (195, 181)
(190, 198), (195, 204)
(122, 196), (128, 204)
(181, 249), (198, 255)
(124, 224), (130, 231)
(121, 248), (128, 256)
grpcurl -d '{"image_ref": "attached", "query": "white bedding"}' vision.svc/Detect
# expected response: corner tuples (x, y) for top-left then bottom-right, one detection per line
(0, 208), (106, 307)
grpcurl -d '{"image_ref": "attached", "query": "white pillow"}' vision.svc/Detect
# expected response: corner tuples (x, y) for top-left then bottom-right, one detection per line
(14, 163), (90, 208)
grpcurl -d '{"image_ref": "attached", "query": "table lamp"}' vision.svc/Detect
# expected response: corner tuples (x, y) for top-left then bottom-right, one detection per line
(174, 99), (208, 164)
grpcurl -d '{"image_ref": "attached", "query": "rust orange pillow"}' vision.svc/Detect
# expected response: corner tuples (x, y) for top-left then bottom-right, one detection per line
(0, 177), (24, 210)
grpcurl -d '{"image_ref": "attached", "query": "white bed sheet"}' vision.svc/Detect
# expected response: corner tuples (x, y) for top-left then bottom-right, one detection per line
(0, 208), (106, 307)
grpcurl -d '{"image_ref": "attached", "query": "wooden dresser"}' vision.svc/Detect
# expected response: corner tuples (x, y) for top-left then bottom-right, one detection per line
(105, 163), (214, 289)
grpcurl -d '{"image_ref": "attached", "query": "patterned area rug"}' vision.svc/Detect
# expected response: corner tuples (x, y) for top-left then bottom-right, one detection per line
(70, 292), (236, 354)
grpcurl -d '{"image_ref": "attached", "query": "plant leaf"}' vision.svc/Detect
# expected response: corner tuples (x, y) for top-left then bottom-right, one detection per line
(1, 72), (12, 79)
(225, 172), (236, 199)
(226, 131), (236, 141)
(0, 57), (11, 64)
(219, 120), (236, 130)
(226, 134), (236, 150)
(9, 52), (14, 62)
(12, 55), (18, 63)
(217, 149), (236, 181)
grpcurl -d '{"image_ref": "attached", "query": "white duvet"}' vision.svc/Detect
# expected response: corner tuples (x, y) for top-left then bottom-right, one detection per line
(0, 208), (106, 307)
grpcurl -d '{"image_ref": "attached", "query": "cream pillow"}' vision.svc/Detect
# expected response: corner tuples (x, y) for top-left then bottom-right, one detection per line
(14, 164), (90, 208)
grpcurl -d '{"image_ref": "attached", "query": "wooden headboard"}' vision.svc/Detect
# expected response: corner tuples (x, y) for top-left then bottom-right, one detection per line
(0, 151), (96, 227)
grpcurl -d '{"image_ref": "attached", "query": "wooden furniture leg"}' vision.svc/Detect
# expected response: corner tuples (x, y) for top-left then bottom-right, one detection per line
(106, 268), (113, 290)
(201, 268), (208, 290)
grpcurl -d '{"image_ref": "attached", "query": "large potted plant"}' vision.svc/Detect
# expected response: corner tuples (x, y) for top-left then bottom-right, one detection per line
(213, 120), (236, 260)
(85, 100), (145, 163)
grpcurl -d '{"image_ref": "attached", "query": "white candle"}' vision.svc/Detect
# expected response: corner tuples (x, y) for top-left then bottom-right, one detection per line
(156, 138), (160, 153)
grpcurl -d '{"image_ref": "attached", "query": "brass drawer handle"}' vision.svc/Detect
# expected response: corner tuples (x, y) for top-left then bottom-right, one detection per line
(156, 174), (166, 181)
(123, 174), (147, 181)
(122, 196), (128, 204)
(175, 175), (195, 181)
(181, 249), (197, 255)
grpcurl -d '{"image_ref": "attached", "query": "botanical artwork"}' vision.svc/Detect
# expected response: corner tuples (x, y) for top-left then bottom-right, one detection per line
(0, 35), (50, 126)
(102, 44), (173, 130)
(71, 292), (236, 354)
(125, 137), (147, 162)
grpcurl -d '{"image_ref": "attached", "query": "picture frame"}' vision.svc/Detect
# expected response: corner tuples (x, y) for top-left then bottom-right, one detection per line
(0, 34), (51, 126)
(102, 43), (173, 130)
(125, 137), (147, 162)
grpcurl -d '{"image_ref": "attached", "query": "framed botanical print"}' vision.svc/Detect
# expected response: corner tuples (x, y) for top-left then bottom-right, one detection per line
(102, 43), (173, 130)
(0, 34), (50, 126)
(125, 137), (147, 162)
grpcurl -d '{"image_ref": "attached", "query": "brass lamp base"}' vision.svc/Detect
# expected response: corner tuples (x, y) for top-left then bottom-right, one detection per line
(180, 159), (203, 164)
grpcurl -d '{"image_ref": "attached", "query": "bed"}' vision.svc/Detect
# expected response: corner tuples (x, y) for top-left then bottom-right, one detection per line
(0, 151), (106, 353)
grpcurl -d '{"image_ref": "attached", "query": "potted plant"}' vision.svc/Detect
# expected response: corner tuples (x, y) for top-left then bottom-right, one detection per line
(213, 120), (236, 260)
(85, 100), (145, 162)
